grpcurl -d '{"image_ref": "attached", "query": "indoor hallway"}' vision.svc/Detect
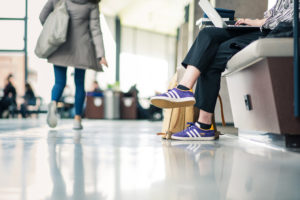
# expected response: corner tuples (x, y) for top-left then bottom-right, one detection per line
(0, 119), (300, 200)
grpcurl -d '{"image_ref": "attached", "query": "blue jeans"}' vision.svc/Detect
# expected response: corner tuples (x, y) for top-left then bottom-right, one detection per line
(51, 65), (86, 116)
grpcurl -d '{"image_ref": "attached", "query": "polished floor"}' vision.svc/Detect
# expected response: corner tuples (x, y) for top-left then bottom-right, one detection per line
(0, 119), (300, 200)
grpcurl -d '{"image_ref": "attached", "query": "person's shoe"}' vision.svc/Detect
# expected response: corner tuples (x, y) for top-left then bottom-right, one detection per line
(150, 87), (195, 108)
(73, 119), (83, 130)
(171, 123), (215, 141)
(47, 102), (58, 128)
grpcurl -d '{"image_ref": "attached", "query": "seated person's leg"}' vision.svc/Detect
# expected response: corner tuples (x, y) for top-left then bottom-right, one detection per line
(180, 27), (238, 88)
(171, 31), (263, 141)
(0, 98), (11, 118)
(197, 67), (222, 127)
(20, 103), (27, 118)
(181, 27), (235, 74)
(0, 103), (3, 118)
(180, 29), (263, 90)
(171, 68), (221, 141)
(151, 27), (237, 109)
(194, 37), (240, 126)
(195, 30), (264, 127)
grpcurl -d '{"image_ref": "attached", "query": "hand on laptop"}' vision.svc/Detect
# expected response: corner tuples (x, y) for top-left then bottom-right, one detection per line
(235, 18), (267, 27)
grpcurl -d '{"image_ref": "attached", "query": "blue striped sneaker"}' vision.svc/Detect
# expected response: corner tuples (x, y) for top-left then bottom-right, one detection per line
(150, 87), (195, 108)
(171, 123), (215, 141)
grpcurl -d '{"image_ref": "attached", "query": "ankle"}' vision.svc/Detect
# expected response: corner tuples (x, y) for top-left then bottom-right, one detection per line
(198, 110), (213, 124)
(74, 115), (82, 121)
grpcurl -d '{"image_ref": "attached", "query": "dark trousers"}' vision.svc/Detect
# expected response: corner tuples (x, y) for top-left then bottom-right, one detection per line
(0, 98), (15, 118)
(182, 27), (266, 113)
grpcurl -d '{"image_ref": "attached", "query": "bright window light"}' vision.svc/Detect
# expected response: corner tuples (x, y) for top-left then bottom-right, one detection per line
(0, 21), (24, 50)
(120, 53), (168, 98)
(96, 14), (116, 88)
(0, 0), (25, 18)
(268, 0), (277, 9)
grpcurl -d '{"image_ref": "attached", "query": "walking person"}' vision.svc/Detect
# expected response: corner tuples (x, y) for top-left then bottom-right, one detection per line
(39, 0), (108, 129)
(151, 0), (298, 140)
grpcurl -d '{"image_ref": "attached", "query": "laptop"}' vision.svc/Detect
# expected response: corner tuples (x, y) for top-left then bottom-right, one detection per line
(198, 0), (260, 30)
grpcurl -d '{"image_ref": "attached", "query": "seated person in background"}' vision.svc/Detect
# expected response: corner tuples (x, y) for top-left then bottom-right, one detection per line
(91, 80), (102, 93)
(0, 74), (17, 118)
(151, 0), (297, 141)
(20, 83), (36, 118)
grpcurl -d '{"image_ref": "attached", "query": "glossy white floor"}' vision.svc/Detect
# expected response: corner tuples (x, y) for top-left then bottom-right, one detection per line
(0, 119), (300, 200)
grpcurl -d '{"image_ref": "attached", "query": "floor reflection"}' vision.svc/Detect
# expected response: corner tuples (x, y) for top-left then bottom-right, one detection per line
(160, 140), (222, 200)
(0, 120), (300, 200)
(161, 139), (300, 200)
(47, 131), (67, 200)
(47, 130), (106, 200)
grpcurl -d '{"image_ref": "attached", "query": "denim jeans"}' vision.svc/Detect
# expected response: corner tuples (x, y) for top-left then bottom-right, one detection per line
(51, 65), (86, 115)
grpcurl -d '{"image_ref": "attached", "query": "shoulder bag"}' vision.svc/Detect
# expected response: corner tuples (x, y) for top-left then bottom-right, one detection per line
(35, 0), (70, 58)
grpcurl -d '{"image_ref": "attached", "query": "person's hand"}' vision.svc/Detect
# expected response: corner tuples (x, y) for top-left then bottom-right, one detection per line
(235, 18), (266, 27)
(99, 57), (108, 67)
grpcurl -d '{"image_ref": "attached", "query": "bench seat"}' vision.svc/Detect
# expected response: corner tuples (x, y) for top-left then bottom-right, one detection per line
(224, 38), (294, 76)
(224, 38), (300, 135)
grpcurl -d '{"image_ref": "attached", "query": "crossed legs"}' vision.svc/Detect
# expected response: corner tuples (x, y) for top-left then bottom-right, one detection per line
(180, 28), (264, 126)
(178, 65), (213, 125)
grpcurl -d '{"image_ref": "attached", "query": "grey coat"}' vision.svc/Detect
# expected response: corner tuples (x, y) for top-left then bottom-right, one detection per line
(39, 0), (105, 71)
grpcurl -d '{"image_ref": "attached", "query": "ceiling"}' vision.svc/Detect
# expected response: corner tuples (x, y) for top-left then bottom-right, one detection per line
(100, 0), (191, 36)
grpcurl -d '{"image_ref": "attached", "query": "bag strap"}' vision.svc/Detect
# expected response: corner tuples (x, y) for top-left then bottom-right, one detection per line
(55, 0), (66, 9)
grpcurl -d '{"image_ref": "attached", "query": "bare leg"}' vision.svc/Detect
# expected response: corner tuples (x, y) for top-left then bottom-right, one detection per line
(179, 65), (201, 89)
(74, 115), (81, 122)
(198, 109), (213, 125)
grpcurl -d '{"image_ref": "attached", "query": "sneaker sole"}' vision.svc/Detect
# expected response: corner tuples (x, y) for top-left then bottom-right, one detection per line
(170, 141), (216, 146)
(171, 135), (215, 141)
(151, 97), (195, 108)
(47, 114), (57, 128)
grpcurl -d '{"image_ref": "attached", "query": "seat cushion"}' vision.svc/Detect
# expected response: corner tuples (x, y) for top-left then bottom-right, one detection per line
(223, 38), (294, 76)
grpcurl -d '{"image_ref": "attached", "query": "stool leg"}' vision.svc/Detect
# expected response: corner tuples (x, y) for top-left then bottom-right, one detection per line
(213, 114), (221, 140)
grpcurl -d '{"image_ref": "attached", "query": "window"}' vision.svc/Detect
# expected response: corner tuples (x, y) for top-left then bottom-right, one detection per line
(120, 53), (169, 98)
(0, 21), (24, 50)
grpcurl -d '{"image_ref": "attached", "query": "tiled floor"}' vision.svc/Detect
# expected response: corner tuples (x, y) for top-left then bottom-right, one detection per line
(0, 119), (300, 200)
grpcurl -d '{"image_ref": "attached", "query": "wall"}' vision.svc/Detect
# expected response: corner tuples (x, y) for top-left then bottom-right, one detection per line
(215, 0), (268, 18)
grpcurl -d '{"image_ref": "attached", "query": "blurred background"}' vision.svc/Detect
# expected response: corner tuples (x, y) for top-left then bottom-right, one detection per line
(0, 0), (273, 121)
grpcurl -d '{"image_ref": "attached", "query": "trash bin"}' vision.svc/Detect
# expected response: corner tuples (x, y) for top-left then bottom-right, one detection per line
(85, 92), (104, 119)
(120, 93), (137, 119)
(104, 90), (120, 119)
